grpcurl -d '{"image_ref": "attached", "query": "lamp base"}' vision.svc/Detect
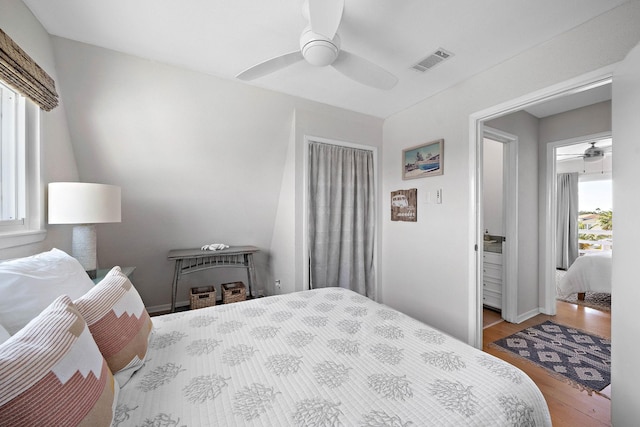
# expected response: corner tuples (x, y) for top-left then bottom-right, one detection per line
(72, 224), (97, 278)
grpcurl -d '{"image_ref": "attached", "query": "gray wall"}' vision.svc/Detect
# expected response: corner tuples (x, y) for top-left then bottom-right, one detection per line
(486, 111), (540, 318)
(539, 100), (611, 144)
(50, 37), (383, 310)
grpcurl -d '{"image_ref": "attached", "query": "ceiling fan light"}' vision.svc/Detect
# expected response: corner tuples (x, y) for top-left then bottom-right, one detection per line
(300, 28), (340, 67)
(302, 40), (339, 66)
(583, 154), (603, 162)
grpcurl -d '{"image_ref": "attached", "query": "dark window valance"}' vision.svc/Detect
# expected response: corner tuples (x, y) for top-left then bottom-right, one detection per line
(0, 28), (58, 111)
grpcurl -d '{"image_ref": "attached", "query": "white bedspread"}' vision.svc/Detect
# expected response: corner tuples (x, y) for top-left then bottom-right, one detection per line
(114, 288), (551, 426)
(558, 252), (612, 296)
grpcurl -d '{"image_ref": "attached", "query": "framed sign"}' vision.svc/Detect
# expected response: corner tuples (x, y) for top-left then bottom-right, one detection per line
(402, 139), (444, 180)
(391, 188), (417, 222)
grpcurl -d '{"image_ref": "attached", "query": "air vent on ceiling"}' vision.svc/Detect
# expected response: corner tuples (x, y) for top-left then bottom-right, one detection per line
(411, 48), (454, 72)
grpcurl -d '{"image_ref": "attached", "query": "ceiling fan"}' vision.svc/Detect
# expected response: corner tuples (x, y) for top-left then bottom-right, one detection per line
(235, 0), (398, 90)
(557, 142), (612, 163)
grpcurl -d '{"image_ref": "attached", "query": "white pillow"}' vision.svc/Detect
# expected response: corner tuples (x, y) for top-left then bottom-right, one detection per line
(0, 248), (95, 334)
(0, 323), (9, 345)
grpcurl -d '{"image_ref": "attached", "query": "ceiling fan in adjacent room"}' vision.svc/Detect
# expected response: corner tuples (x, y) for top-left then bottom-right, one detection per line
(556, 141), (612, 163)
(236, 0), (398, 90)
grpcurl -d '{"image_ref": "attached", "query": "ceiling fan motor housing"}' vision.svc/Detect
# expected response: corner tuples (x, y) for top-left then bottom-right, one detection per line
(583, 142), (605, 162)
(584, 149), (604, 162)
(300, 27), (340, 66)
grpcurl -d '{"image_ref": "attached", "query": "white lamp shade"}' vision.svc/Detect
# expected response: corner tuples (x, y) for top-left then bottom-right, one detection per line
(48, 182), (121, 224)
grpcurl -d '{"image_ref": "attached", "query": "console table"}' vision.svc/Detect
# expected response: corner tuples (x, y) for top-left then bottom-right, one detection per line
(167, 246), (259, 313)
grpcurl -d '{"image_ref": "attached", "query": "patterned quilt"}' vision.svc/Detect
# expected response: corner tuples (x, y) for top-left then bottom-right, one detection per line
(114, 288), (551, 426)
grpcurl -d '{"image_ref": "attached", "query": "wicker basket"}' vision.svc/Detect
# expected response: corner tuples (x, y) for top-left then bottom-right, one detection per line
(190, 286), (216, 310)
(222, 282), (246, 304)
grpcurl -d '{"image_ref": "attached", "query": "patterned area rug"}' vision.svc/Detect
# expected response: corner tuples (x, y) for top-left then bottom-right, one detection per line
(556, 292), (611, 312)
(492, 321), (611, 393)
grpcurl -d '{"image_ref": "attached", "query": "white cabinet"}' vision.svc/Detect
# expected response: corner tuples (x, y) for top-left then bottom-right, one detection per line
(483, 252), (503, 310)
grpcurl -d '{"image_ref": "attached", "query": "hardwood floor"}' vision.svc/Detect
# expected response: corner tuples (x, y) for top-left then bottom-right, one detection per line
(482, 306), (503, 328)
(483, 301), (611, 426)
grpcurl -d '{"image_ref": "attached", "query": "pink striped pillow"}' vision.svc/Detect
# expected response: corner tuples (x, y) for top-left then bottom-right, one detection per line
(0, 295), (118, 426)
(74, 266), (152, 386)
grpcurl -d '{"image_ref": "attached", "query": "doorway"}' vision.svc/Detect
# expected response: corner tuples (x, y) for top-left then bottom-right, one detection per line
(548, 135), (612, 308)
(481, 127), (518, 327)
(470, 71), (614, 349)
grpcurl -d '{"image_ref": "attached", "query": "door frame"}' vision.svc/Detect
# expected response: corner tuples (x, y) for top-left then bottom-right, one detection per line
(482, 126), (519, 324)
(302, 135), (379, 299)
(468, 65), (615, 348)
(543, 130), (612, 313)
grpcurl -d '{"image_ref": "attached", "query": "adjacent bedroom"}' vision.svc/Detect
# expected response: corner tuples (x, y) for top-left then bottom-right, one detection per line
(555, 137), (613, 312)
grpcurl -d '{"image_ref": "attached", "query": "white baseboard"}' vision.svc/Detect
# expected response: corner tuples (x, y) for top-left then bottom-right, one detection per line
(517, 307), (541, 324)
(147, 300), (189, 314)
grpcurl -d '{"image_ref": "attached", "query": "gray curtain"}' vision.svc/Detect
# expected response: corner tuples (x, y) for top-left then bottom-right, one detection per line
(556, 172), (579, 269)
(308, 142), (375, 297)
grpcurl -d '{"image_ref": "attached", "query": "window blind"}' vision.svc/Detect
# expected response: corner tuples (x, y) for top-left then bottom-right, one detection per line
(0, 28), (58, 111)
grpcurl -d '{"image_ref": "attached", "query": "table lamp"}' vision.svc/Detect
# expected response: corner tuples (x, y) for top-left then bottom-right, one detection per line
(48, 182), (121, 278)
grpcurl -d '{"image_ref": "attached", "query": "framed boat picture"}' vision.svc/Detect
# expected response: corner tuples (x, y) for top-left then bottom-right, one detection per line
(402, 139), (444, 180)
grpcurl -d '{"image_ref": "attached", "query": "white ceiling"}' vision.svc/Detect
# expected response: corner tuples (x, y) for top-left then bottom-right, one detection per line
(22, 0), (626, 118)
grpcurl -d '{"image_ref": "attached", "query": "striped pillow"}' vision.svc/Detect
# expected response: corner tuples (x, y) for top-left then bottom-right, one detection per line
(74, 266), (152, 386)
(0, 295), (119, 426)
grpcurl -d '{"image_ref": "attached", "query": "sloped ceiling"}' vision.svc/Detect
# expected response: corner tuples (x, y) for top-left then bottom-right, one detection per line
(22, 0), (626, 118)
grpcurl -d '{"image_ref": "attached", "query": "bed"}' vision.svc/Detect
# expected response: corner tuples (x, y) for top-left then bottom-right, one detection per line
(558, 252), (612, 298)
(0, 249), (551, 426)
(118, 289), (551, 426)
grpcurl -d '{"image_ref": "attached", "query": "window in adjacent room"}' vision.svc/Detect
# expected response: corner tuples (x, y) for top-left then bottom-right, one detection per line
(578, 178), (613, 254)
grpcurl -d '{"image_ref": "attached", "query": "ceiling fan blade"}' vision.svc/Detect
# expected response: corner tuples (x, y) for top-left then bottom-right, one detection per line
(557, 155), (583, 159)
(236, 51), (303, 81)
(332, 50), (398, 90)
(308, 0), (344, 39)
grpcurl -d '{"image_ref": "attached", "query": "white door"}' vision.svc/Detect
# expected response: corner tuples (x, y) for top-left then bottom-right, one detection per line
(610, 41), (640, 425)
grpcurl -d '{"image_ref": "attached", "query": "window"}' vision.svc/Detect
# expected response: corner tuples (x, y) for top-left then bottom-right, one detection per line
(0, 81), (26, 227)
(578, 179), (612, 253)
(0, 80), (45, 247)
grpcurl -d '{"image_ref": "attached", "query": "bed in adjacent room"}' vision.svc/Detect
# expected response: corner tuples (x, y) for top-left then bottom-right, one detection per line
(558, 252), (612, 299)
